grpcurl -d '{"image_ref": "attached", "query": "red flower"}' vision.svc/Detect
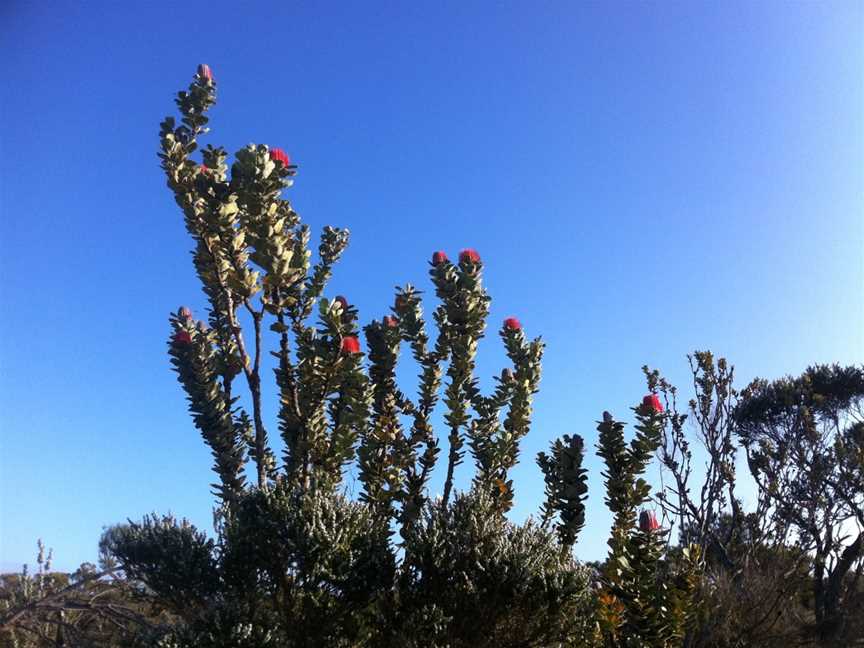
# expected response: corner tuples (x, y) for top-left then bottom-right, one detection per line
(269, 148), (290, 166)
(197, 64), (213, 81)
(639, 510), (660, 533)
(432, 251), (448, 266)
(341, 336), (361, 354)
(383, 316), (398, 329)
(173, 330), (193, 346)
(459, 248), (481, 264)
(178, 306), (193, 321)
(335, 296), (349, 310)
(642, 393), (664, 414)
(503, 317), (521, 331)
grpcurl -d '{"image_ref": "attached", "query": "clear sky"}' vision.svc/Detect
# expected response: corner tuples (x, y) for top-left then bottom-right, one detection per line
(1, 1), (862, 571)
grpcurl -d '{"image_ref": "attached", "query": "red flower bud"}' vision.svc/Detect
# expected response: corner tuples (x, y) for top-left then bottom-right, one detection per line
(197, 64), (213, 81)
(642, 393), (664, 414)
(199, 165), (209, 174)
(639, 509), (660, 533)
(335, 296), (349, 310)
(178, 306), (193, 321)
(173, 330), (193, 346)
(432, 250), (448, 266)
(503, 317), (521, 331)
(459, 248), (481, 264)
(383, 316), (398, 329)
(341, 336), (361, 354)
(269, 147), (290, 167)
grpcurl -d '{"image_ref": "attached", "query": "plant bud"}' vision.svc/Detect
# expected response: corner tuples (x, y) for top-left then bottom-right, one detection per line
(431, 250), (448, 266)
(503, 317), (521, 331)
(383, 316), (398, 329)
(172, 330), (193, 346)
(642, 393), (664, 414)
(178, 306), (193, 321)
(602, 411), (613, 423)
(340, 336), (361, 354)
(639, 509), (660, 533)
(269, 147), (290, 166)
(335, 296), (349, 310)
(459, 248), (481, 264)
(197, 64), (213, 81)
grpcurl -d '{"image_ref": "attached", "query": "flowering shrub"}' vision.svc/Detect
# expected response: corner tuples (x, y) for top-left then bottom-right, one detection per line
(81, 67), (704, 647)
(638, 509), (661, 534)
(593, 403), (702, 647)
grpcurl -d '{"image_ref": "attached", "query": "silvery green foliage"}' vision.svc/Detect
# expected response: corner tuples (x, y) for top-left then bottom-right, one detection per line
(396, 490), (595, 647)
(99, 515), (219, 615)
(220, 483), (395, 614)
(105, 484), (394, 647)
(101, 66), (593, 647)
(154, 618), (277, 648)
(594, 406), (702, 647)
(537, 433), (589, 547)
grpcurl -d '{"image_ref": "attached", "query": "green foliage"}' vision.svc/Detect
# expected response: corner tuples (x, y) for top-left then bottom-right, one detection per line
(735, 364), (864, 642)
(99, 515), (219, 618)
(156, 68), (544, 542)
(168, 311), (248, 504)
(10, 64), (864, 648)
(393, 490), (595, 647)
(220, 483), (395, 639)
(594, 405), (702, 647)
(98, 66), (583, 647)
(537, 433), (588, 547)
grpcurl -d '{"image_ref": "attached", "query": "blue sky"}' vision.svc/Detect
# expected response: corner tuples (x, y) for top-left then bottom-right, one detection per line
(1, 1), (862, 571)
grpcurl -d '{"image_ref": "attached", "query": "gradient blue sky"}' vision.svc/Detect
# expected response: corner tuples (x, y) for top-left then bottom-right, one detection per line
(1, 1), (862, 571)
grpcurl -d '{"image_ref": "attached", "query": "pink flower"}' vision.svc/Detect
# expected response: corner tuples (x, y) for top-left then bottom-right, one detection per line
(432, 251), (448, 266)
(459, 248), (481, 264)
(178, 306), (193, 321)
(269, 148), (290, 166)
(642, 393), (664, 414)
(503, 317), (521, 331)
(173, 330), (193, 346)
(341, 336), (361, 354)
(383, 316), (398, 329)
(639, 510), (660, 533)
(197, 64), (213, 81)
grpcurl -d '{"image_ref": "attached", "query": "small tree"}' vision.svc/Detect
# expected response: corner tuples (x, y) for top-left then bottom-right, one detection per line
(645, 352), (808, 646)
(735, 364), (864, 643)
